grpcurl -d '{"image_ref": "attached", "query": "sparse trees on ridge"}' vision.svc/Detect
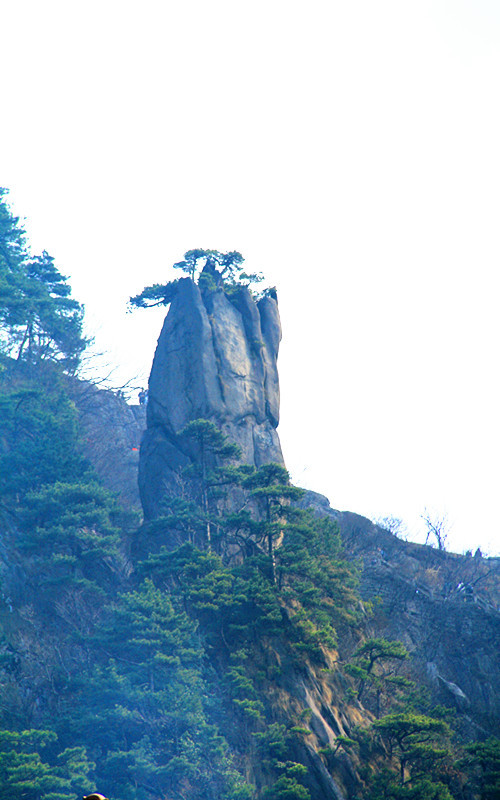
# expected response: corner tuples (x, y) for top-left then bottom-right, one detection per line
(129, 248), (270, 310)
(421, 510), (450, 551)
(173, 249), (246, 282)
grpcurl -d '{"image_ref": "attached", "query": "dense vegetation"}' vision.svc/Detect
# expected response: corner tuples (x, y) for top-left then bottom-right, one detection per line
(0, 193), (498, 799)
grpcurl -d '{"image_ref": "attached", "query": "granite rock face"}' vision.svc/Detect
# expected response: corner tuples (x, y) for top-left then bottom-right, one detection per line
(139, 278), (284, 518)
(300, 495), (500, 735)
(70, 379), (146, 507)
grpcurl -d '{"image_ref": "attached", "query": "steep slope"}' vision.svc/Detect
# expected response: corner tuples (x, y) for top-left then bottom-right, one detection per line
(69, 378), (146, 507)
(340, 509), (500, 729)
(303, 493), (500, 733)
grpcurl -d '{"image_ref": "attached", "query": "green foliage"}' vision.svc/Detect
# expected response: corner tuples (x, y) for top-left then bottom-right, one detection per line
(129, 248), (268, 311)
(174, 249), (246, 283)
(355, 638), (409, 669)
(0, 729), (94, 800)
(263, 774), (310, 800)
(254, 725), (311, 800)
(61, 577), (249, 800)
(242, 464), (303, 585)
(277, 512), (360, 644)
(135, 490), (360, 794)
(253, 723), (289, 763)
(0, 361), (91, 501)
(18, 481), (128, 604)
(372, 712), (452, 793)
(141, 544), (282, 649)
(348, 637), (411, 709)
(319, 735), (359, 761)
(180, 419), (242, 550)
(0, 187), (26, 269)
(89, 578), (205, 746)
(374, 711), (450, 737)
(128, 278), (180, 309)
(0, 189), (87, 367)
(366, 770), (453, 799)
(1, 299), (493, 800)
(461, 737), (500, 800)
(140, 444), (359, 678)
(181, 418), (242, 462)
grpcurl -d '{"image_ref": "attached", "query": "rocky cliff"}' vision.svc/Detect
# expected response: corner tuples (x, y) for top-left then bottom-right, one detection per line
(342, 511), (500, 730)
(69, 378), (146, 507)
(139, 277), (284, 517)
(302, 493), (500, 735)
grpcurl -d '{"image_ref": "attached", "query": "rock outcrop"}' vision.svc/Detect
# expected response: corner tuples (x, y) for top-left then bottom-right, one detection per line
(139, 278), (284, 517)
(70, 379), (146, 507)
(301, 493), (500, 735)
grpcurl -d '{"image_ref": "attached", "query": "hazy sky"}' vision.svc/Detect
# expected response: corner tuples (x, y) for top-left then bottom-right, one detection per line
(2, 1), (499, 554)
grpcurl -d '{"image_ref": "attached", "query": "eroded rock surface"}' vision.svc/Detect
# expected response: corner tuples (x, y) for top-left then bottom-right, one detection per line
(139, 278), (284, 518)
(301, 493), (500, 735)
(70, 379), (146, 507)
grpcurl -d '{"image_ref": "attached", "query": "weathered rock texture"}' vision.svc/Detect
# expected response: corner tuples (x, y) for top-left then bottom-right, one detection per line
(69, 379), (146, 507)
(139, 278), (284, 518)
(301, 493), (500, 736)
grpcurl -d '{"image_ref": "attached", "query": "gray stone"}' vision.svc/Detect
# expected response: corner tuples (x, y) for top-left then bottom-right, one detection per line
(70, 379), (146, 508)
(140, 279), (284, 518)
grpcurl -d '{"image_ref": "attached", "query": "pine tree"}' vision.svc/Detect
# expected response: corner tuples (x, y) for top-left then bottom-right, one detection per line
(0, 190), (86, 368)
(243, 464), (303, 584)
(372, 712), (452, 795)
(18, 481), (129, 606)
(0, 729), (94, 800)
(0, 361), (91, 501)
(347, 638), (410, 709)
(180, 419), (241, 550)
(128, 248), (266, 310)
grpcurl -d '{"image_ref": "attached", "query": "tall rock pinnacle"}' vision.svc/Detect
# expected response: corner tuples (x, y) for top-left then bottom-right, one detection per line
(139, 277), (284, 518)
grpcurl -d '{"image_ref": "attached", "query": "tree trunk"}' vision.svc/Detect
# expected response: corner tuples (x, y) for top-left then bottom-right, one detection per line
(201, 443), (211, 550)
(267, 501), (276, 584)
(16, 325), (29, 360)
(400, 756), (406, 786)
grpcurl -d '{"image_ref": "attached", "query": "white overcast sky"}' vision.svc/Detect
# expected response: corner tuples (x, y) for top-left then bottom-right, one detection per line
(1, 1), (499, 554)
